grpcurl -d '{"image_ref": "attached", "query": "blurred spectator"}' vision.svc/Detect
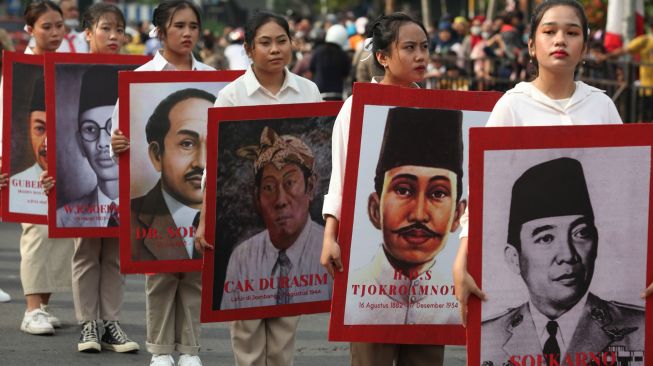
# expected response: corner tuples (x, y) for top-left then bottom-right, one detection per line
(310, 24), (351, 100)
(224, 28), (250, 70)
(123, 32), (145, 55)
(28, 0), (88, 53)
(349, 17), (367, 51)
(606, 18), (653, 122)
(0, 28), (15, 72)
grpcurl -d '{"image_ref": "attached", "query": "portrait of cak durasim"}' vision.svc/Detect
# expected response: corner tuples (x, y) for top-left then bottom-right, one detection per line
(130, 88), (216, 262)
(220, 126), (331, 310)
(481, 157), (645, 366)
(345, 107), (466, 325)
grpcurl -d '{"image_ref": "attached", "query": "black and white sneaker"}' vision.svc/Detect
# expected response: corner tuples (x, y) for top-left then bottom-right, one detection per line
(101, 320), (140, 353)
(78, 320), (101, 353)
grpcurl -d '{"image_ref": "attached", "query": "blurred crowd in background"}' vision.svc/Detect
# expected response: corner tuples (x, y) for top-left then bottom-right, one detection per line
(1, 3), (651, 122)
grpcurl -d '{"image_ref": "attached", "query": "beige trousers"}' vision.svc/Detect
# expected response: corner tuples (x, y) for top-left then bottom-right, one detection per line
(230, 316), (301, 366)
(72, 237), (124, 322)
(146, 271), (202, 355)
(350, 343), (444, 366)
(20, 223), (74, 295)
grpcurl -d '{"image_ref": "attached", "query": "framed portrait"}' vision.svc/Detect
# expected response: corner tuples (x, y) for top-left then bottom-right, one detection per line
(467, 125), (653, 366)
(45, 53), (150, 238)
(1, 51), (46, 224)
(329, 82), (502, 345)
(200, 101), (343, 322)
(118, 70), (243, 274)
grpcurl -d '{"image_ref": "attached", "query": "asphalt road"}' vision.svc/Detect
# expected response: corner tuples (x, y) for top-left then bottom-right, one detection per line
(0, 222), (466, 365)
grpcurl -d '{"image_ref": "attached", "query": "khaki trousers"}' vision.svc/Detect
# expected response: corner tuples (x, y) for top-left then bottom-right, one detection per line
(20, 224), (74, 295)
(231, 316), (300, 366)
(350, 343), (444, 366)
(146, 272), (201, 355)
(72, 237), (124, 322)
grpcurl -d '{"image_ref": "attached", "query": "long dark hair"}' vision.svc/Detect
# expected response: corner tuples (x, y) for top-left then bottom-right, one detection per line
(367, 13), (428, 70)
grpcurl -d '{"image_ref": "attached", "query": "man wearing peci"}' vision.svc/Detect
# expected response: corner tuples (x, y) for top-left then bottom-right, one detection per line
(9, 75), (48, 216)
(220, 126), (331, 310)
(57, 65), (123, 228)
(481, 157), (644, 366)
(130, 88), (215, 261)
(344, 107), (466, 325)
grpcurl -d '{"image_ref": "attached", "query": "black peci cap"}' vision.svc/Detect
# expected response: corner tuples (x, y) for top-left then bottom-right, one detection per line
(507, 157), (594, 247)
(374, 107), (464, 195)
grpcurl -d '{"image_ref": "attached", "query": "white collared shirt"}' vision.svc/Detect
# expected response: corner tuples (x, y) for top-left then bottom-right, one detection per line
(214, 65), (322, 107)
(96, 187), (118, 227)
(9, 163), (46, 215)
(459, 81), (623, 238)
(344, 245), (458, 325)
(109, 51), (215, 158)
(486, 81), (622, 127)
(161, 187), (199, 258)
(200, 65), (322, 189)
(529, 292), (589, 357)
(220, 218), (331, 309)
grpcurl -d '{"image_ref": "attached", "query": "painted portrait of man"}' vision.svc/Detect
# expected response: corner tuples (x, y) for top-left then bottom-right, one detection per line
(481, 157), (644, 366)
(9, 75), (48, 216)
(220, 126), (331, 309)
(344, 107), (466, 325)
(56, 65), (121, 228)
(130, 88), (215, 262)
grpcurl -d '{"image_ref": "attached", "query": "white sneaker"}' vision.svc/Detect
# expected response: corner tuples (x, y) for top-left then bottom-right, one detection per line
(40, 304), (62, 328)
(150, 354), (175, 366)
(0, 288), (10, 302)
(178, 354), (202, 366)
(20, 308), (55, 335)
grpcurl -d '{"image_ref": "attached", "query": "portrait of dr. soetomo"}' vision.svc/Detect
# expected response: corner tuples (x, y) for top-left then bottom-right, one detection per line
(220, 126), (331, 310)
(57, 65), (121, 228)
(481, 157), (644, 366)
(345, 107), (466, 325)
(130, 88), (215, 262)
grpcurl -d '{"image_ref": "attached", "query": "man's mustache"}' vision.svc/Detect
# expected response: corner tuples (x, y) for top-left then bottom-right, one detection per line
(184, 167), (204, 180)
(391, 223), (443, 238)
(38, 149), (47, 157)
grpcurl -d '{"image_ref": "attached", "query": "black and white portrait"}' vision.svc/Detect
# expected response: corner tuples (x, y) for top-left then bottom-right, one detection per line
(54, 64), (137, 229)
(480, 147), (648, 366)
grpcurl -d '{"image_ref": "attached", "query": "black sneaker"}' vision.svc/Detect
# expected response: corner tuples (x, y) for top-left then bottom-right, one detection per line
(101, 320), (140, 353)
(78, 320), (101, 353)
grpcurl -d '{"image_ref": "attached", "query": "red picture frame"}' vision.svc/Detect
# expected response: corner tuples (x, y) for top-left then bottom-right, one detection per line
(1, 51), (46, 224)
(119, 70), (243, 274)
(329, 82), (501, 345)
(200, 101), (343, 322)
(467, 124), (653, 365)
(45, 53), (150, 238)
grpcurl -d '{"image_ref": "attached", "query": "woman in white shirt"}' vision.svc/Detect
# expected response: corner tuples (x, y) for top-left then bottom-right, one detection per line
(40, 3), (140, 354)
(111, 1), (213, 366)
(452, 0), (625, 327)
(193, 11), (321, 366)
(319, 12), (449, 366)
(1, 0), (76, 337)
